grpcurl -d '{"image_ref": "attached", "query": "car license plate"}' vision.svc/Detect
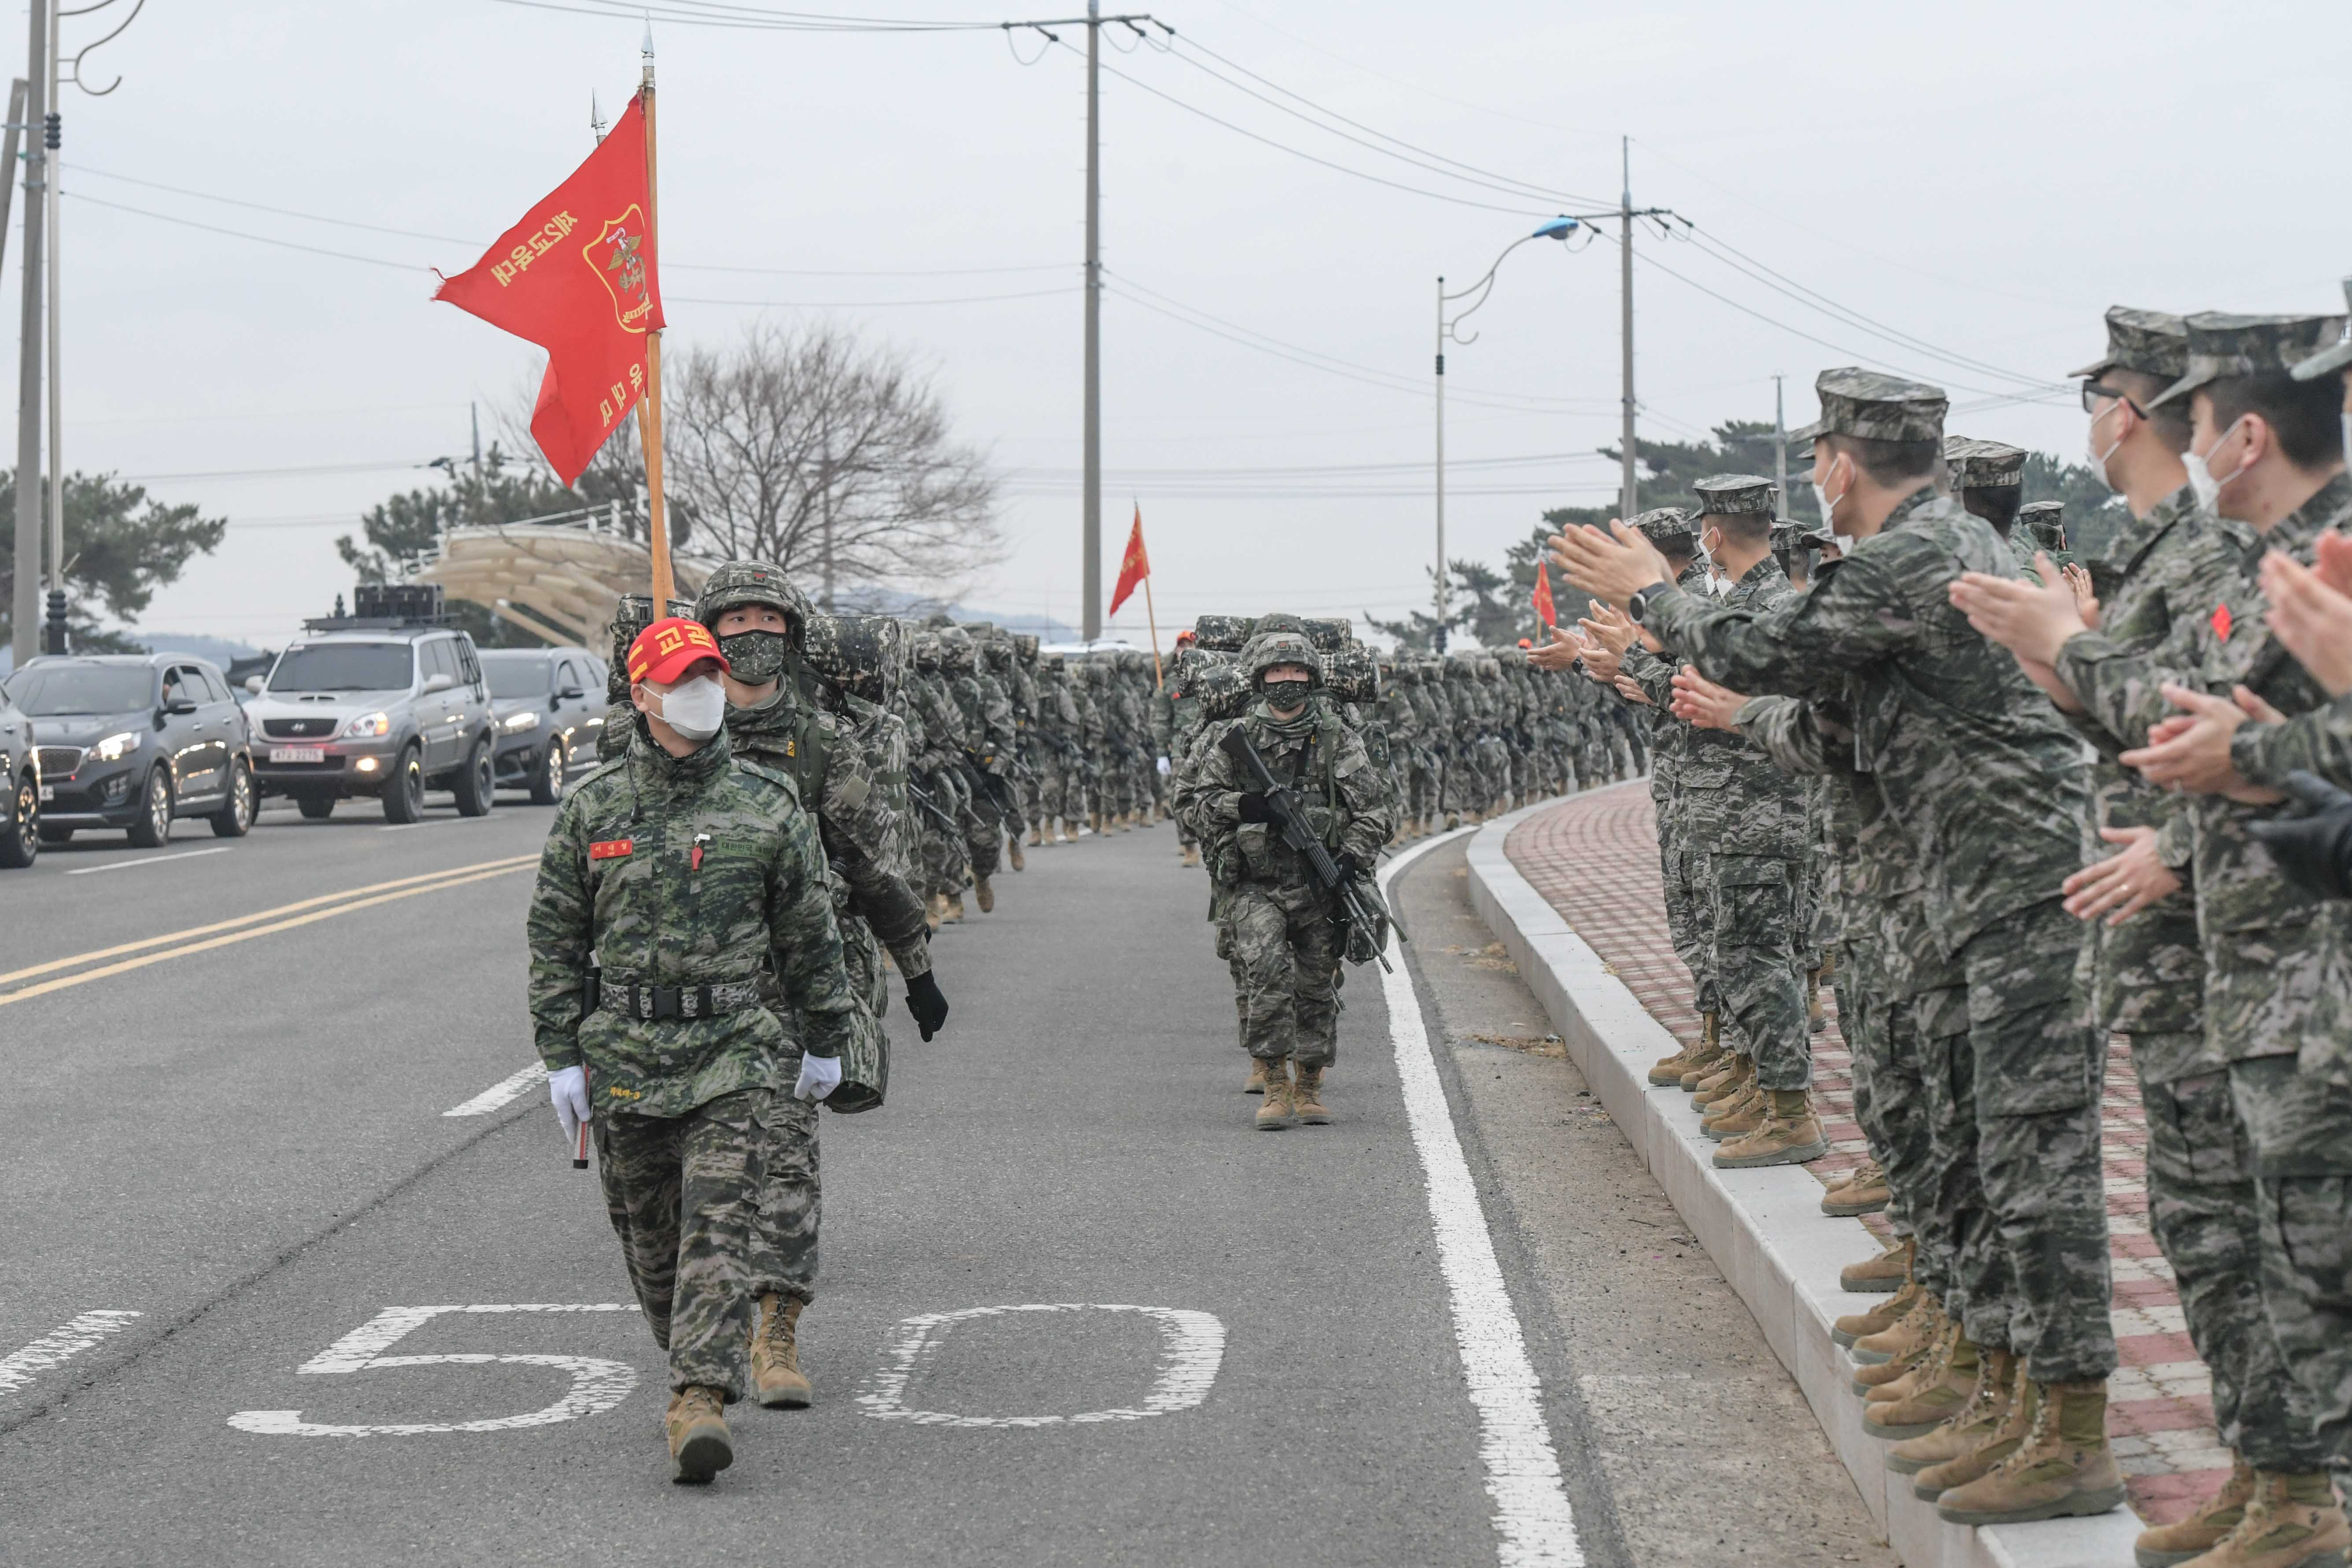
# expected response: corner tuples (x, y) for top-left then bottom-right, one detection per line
(38, 784), (52, 801)
(270, 747), (326, 764)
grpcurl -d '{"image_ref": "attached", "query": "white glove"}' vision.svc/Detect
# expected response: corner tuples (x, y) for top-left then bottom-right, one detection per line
(1156, 755), (1172, 776)
(793, 1053), (843, 1103)
(549, 1064), (591, 1141)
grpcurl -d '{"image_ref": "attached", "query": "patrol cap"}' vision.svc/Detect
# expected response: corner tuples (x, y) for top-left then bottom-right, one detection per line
(2152, 311), (2349, 407)
(628, 616), (730, 685)
(2020, 500), (2066, 547)
(2291, 280), (2352, 381)
(1690, 473), (1778, 517)
(2071, 307), (2189, 382)
(1630, 505), (1697, 550)
(1943, 436), (2026, 492)
(1786, 368), (1948, 446)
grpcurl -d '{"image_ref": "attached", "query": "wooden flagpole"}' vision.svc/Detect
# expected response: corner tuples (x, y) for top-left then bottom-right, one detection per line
(1143, 572), (1163, 691)
(636, 34), (674, 611)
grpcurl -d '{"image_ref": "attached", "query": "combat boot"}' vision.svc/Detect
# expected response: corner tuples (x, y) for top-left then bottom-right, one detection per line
(1702, 1084), (1766, 1142)
(943, 892), (965, 924)
(1808, 966), (1827, 1034)
(1119, 811), (1135, 833)
(750, 1292), (813, 1409)
(1841, 1235), (1913, 1297)
(1899, 1349), (2023, 1491)
(1006, 835), (1027, 873)
(926, 893), (946, 932)
(1089, 810), (1103, 836)
(1694, 1054), (1752, 1108)
(974, 876), (995, 913)
(1255, 1059), (1295, 1130)
(1292, 1065), (1329, 1124)
(1916, 1359), (2037, 1498)
(1866, 1331), (1979, 1439)
(1649, 1035), (1723, 1087)
(665, 1386), (733, 1483)
(1847, 1273), (1930, 1365)
(1823, 1160), (1891, 1217)
(1861, 1316), (1953, 1400)
(2172, 1471), (2349, 1568)
(1833, 1279), (1919, 1348)
(1716, 1089), (1827, 1167)
(1934, 1378), (2126, 1526)
(1243, 1058), (1268, 1095)
(1026, 823), (1044, 848)
(1051, 818), (1070, 844)
(2134, 1453), (2254, 1566)
(1180, 843), (1202, 868)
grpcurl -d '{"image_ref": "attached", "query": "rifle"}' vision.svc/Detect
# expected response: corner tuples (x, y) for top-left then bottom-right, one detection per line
(908, 782), (962, 837)
(1218, 724), (1401, 973)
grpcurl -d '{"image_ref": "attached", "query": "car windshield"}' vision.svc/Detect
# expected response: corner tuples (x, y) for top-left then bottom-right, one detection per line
(267, 643), (413, 692)
(483, 658), (551, 699)
(1, 664), (154, 715)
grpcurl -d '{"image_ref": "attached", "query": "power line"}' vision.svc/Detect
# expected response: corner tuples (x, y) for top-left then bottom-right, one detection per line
(486, 0), (1002, 32)
(65, 192), (425, 272)
(672, 285), (1080, 307)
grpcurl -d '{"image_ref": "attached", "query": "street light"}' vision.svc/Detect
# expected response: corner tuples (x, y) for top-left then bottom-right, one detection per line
(1433, 216), (1580, 652)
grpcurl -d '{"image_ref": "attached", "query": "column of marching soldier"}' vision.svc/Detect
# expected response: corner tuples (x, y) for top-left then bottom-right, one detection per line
(1545, 296), (2352, 1565)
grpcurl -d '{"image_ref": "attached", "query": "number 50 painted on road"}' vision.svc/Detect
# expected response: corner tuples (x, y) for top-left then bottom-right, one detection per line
(227, 1304), (639, 1437)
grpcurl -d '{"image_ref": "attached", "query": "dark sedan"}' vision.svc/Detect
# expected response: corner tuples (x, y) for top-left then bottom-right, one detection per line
(2, 654), (257, 845)
(478, 647), (606, 804)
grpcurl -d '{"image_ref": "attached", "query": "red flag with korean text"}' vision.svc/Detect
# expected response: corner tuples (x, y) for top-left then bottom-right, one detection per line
(434, 96), (664, 486)
(1533, 560), (1557, 628)
(1109, 506), (1150, 616)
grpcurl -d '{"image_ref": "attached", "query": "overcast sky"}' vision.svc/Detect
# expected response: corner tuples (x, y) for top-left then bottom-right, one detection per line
(28, 0), (2352, 650)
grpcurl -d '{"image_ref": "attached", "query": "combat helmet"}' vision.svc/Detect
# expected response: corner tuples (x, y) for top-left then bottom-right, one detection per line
(934, 624), (979, 673)
(1241, 630), (1323, 691)
(696, 560), (813, 641)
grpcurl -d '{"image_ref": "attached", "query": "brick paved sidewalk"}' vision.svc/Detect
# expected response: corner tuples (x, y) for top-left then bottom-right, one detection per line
(1505, 782), (2223, 1525)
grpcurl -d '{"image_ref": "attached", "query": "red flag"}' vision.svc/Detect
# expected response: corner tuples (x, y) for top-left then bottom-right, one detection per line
(1533, 561), (1557, 628)
(1109, 505), (1150, 616)
(436, 96), (665, 486)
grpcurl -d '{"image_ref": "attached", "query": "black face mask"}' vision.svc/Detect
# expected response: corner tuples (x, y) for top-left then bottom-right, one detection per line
(1262, 678), (1312, 711)
(718, 629), (793, 685)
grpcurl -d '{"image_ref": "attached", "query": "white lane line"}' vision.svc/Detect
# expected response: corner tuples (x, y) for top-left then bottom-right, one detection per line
(1380, 828), (1585, 1568)
(63, 847), (232, 876)
(0, 1310), (142, 1394)
(857, 1304), (1225, 1428)
(378, 816), (490, 833)
(443, 1062), (548, 1117)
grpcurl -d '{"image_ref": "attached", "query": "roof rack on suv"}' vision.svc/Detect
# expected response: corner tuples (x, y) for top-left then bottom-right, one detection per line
(300, 614), (452, 632)
(303, 583), (451, 632)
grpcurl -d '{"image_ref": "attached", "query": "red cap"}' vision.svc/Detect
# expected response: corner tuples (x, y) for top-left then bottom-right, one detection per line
(627, 617), (730, 686)
(1517, 638), (1533, 649)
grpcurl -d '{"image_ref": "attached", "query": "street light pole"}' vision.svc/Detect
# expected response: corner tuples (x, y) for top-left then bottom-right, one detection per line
(1618, 136), (1637, 522)
(8, 0), (42, 669)
(1772, 374), (1788, 521)
(1432, 274), (1446, 654)
(42, 0), (62, 655)
(1080, 0), (1101, 640)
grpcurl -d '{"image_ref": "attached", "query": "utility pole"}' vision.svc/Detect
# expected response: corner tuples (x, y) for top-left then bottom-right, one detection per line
(41, 0), (60, 655)
(9, 0), (44, 669)
(1617, 136), (1637, 523)
(1431, 274), (1446, 654)
(1772, 374), (1788, 521)
(1080, 0), (1101, 640)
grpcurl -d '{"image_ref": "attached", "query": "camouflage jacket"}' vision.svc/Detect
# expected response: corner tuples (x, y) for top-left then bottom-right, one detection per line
(1650, 488), (2088, 958)
(956, 672), (1019, 772)
(1624, 562), (1710, 802)
(526, 722), (855, 1118)
(1679, 557), (1807, 862)
(1180, 701), (1393, 889)
(2056, 470), (2352, 1065)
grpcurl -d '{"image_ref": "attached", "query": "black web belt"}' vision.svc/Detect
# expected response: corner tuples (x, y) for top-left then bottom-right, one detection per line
(590, 975), (764, 1021)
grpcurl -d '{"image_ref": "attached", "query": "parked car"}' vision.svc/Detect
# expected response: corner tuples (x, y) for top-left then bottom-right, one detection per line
(0, 677), (37, 866)
(0, 653), (257, 846)
(240, 623), (497, 824)
(477, 647), (607, 805)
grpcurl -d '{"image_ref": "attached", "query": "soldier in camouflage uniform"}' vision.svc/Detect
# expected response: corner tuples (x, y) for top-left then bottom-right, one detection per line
(528, 616), (856, 1483)
(1560, 368), (2121, 1526)
(1960, 313), (2352, 1550)
(935, 626), (1011, 911)
(1179, 628), (1393, 1129)
(1943, 437), (2034, 578)
(693, 565), (950, 1412)
(906, 636), (975, 922)
(1164, 633), (1210, 865)
(1032, 653), (1084, 844)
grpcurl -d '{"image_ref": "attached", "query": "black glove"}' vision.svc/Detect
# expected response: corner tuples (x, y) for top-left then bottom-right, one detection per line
(903, 970), (950, 1041)
(2248, 771), (2352, 902)
(1331, 851), (1362, 882)
(1236, 792), (1275, 823)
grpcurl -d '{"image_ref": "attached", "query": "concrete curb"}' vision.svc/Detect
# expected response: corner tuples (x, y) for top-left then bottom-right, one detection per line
(1465, 788), (2143, 1568)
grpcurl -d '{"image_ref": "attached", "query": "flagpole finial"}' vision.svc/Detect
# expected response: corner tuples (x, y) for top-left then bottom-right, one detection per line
(641, 18), (655, 59)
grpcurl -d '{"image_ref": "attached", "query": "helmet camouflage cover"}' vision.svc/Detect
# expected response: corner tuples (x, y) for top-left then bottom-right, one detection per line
(1241, 630), (1323, 689)
(695, 560), (812, 641)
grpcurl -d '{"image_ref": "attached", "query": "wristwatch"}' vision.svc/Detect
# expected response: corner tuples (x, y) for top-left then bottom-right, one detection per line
(1627, 582), (1664, 623)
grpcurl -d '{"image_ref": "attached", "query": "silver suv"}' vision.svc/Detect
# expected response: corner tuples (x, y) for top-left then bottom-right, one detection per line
(242, 625), (497, 824)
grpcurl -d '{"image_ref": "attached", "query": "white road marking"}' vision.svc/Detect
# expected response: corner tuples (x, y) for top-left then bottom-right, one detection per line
(443, 1062), (548, 1117)
(377, 816), (490, 832)
(0, 1310), (142, 1394)
(857, 1303), (1225, 1428)
(1379, 828), (1586, 1568)
(227, 1303), (640, 1437)
(62, 847), (231, 876)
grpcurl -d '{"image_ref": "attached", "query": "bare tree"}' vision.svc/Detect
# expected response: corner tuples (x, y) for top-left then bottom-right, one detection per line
(666, 321), (1002, 607)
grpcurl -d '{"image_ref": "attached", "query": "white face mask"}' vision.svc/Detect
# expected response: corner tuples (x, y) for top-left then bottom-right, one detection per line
(2085, 399), (2126, 490)
(1813, 458), (1855, 549)
(650, 675), (727, 742)
(2185, 415), (2251, 515)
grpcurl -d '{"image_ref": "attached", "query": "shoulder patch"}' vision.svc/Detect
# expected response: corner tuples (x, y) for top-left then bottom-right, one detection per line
(571, 754), (630, 792)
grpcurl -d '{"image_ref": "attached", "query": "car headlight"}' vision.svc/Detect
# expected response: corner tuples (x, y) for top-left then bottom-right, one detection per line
(502, 710), (541, 732)
(341, 711), (391, 739)
(92, 730), (141, 762)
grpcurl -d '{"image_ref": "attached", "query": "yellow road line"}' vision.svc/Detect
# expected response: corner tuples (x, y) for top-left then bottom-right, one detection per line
(0, 863), (538, 1008)
(0, 854), (541, 987)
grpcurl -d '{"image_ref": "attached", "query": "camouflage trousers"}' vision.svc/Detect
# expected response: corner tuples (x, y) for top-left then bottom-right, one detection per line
(1706, 854), (1811, 1091)
(2138, 1055), (2324, 1473)
(1408, 750), (1443, 824)
(1226, 879), (1346, 1068)
(750, 1084), (822, 1307)
(2233, 1056), (2352, 1477)
(594, 1088), (769, 1401)
(963, 792), (1003, 880)
(1953, 899), (2116, 1382)
(1843, 935), (1931, 1258)
(1658, 828), (1719, 1018)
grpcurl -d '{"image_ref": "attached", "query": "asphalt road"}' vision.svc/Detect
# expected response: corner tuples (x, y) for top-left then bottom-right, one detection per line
(0, 797), (1889, 1568)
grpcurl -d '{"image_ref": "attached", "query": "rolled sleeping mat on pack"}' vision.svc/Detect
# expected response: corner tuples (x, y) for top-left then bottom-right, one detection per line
(1295, 617), (1354, 652)
(1191, 614), (1254, 652)
(1196, 660), (1253, 721)
(1012, 633), (1039, 663)
(608, 592), (699, 703)
(1321, 645), (1381, 704)
(801, 613), (907, 704)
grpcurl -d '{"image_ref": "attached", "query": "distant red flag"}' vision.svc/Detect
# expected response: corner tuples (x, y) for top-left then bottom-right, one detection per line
(1109, 505), (1150, 616)
(435, 96), (664, 486)
(1533, 560), (1557, 628)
